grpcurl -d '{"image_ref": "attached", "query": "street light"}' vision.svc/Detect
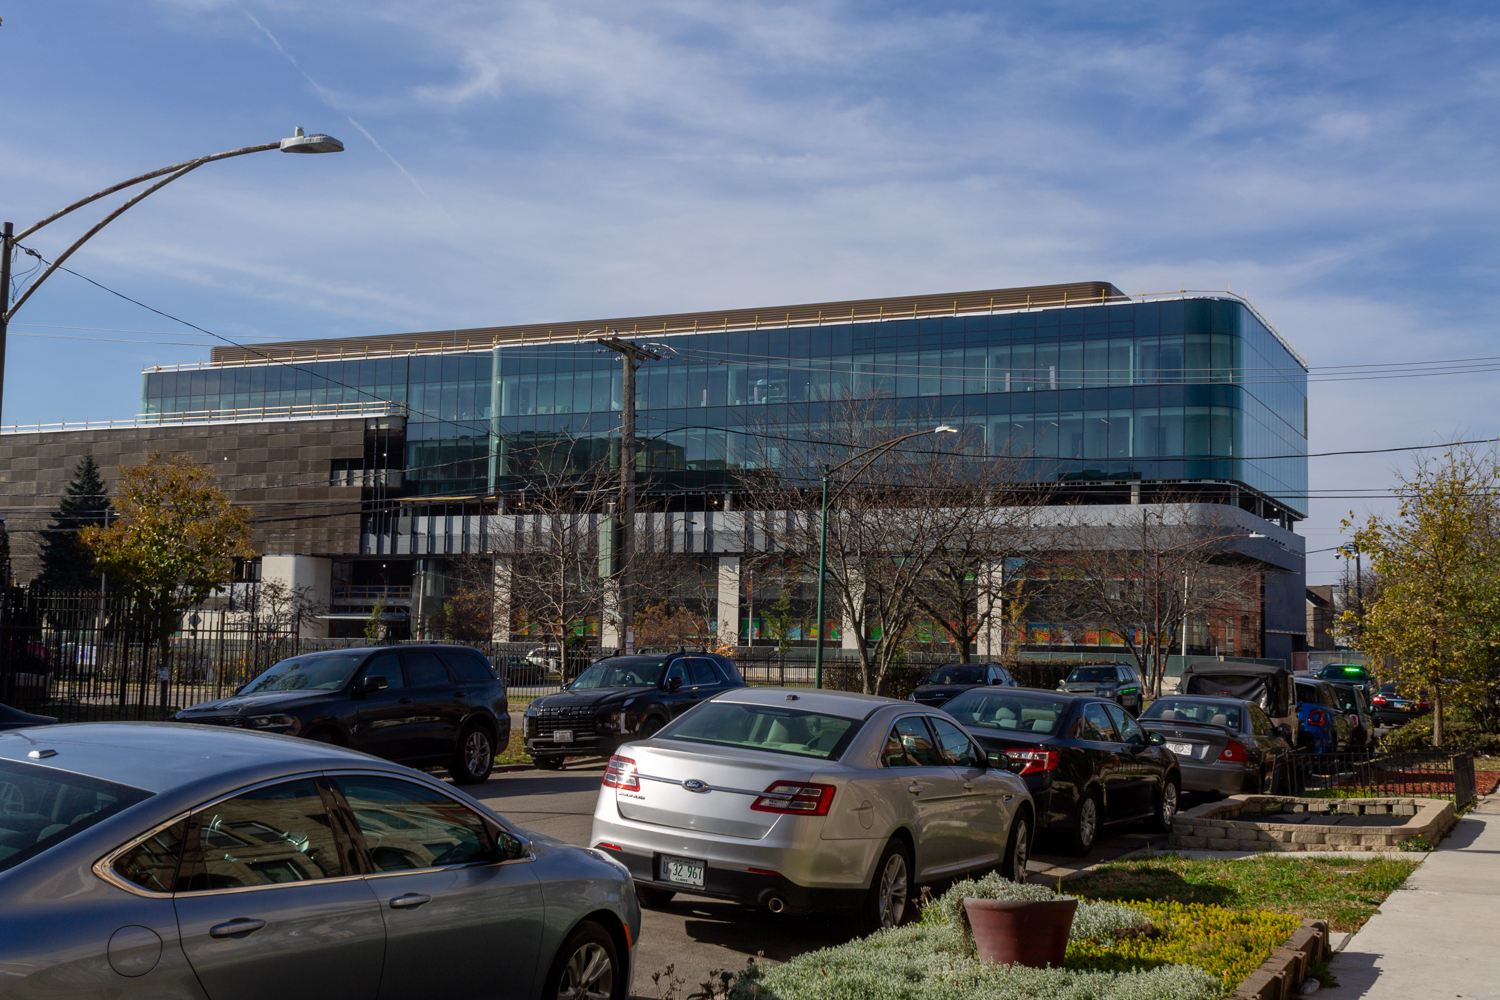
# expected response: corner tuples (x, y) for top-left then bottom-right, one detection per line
(1150, 528), (1266, 688)
(812, 424), (958, 688)
(0, 127), (344, 423)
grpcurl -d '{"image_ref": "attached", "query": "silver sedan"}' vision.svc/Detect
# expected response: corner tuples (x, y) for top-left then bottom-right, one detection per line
(589, 688), (1033, 929)
(0, 722), (639, 1000)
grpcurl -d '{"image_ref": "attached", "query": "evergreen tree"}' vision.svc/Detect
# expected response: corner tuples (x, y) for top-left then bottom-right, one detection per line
(37, 453), (112, 589)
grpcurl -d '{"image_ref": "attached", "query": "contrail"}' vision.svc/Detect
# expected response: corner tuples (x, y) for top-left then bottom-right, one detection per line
(244, 10), (453, 220)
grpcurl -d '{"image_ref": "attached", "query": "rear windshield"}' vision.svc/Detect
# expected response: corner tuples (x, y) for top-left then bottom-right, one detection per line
(1066, 667), (1117, 683)
(662, 703), (862, 759)
(241, 653), (366, 694)
(569, 658), (668, 690)
(0, 758), (152, 873)
(924, 665), (987, 685)
(945, 690), (1071, 736)
(1143, 698), (1242, 729)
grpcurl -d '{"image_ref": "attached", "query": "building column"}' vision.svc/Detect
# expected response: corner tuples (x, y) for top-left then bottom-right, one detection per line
(491, 556), (512, 643)
(716, 556), (741, 650)
(261, 554), (333, 639)
(840, 573), (863, 651)
(974, 561), (1004, 658)
(599, 578), (622, 650)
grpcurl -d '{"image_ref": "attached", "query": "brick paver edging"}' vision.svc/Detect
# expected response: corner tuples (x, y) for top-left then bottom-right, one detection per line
(1171, 794), (1456, 852)
(1231, 919), (1331, 1000)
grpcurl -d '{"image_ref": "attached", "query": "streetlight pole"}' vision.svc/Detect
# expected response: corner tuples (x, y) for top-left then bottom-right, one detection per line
(813, 424), (957, 689)
(0, 127), (343, 424)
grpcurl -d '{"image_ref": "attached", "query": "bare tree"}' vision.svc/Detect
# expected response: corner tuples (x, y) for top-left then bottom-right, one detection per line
(740, 396), (1032, 694)
(250, 579), (326, 635)
(1041, 502), (1263, 696)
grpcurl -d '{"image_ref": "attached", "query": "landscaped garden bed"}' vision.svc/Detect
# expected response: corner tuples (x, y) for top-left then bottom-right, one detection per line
(726, 874), (1312, 1000)
(1171, 794), (1455, 851)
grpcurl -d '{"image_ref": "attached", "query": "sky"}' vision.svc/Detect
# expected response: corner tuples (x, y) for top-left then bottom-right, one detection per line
(2, 1), (1499, 587)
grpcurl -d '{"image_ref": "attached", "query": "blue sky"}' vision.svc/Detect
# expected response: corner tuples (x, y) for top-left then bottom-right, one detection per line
(2, 1), (1499, 585)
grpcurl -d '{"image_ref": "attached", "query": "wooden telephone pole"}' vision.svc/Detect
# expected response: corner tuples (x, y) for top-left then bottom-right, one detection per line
(597, 334), (660, 653)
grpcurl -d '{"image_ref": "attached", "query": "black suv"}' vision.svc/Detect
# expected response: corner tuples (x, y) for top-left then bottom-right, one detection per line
(1058, 664), (1145, 715)
(173, 644), (507, 784)
(524, 651), (746, 768)
(909, 662), (1017, 708)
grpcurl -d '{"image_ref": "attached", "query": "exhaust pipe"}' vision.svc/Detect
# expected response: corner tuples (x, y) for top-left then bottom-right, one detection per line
(766, 897), (787, 914)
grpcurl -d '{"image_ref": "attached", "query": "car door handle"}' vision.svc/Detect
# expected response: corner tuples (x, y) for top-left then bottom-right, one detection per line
(389, 893), (432, 909)
(209, 918), (266, 938)
(907, 782), (923, 795)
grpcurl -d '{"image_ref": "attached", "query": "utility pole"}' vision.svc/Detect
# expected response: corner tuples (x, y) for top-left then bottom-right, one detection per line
(597, 334), (660, 654)
(0, 222), (11, 424)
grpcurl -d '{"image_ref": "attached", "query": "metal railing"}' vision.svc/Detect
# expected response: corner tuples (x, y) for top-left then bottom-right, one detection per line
(0, 400), (405, 435)
(1270, 748), (1478, 809)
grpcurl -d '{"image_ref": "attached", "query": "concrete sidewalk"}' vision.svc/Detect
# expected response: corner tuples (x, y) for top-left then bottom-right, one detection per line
(1331, 795), (1500, 998)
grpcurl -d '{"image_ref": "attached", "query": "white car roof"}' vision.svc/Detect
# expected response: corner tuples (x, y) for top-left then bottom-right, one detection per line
(712, 686), (902, 718)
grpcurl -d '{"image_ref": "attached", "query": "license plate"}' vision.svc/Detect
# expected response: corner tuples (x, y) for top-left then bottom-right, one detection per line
(553, 730), (574, 743)
(1167, 742), (1193, 756)
(660, 855), (705, 887)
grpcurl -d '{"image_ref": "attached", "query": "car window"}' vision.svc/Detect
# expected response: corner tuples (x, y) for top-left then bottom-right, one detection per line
(1080, 703), (1119, 742)
(240, 653), (366, 694)
(335, 775), (502, 871)
(0, 760), (153, 875)
(363, 653), (404, 690)
(112, 819), (189, 893)
(1322, 685), (1340, 709)
(1105, 704), (1144, 743)
(946, 691), (1068, 735)
(400, 649), (451, 687)
(927, 717), (982, 768)
(883, 717), (947, 768)
(440, 650), (494, 684)
(182, 779), (344, 891)
(664, 703), (859, 759)
(664, 660), (689, 688)
(1249, 704), (1272, 736)
(1067, 666), (1117, 683)
(688, 658), (719, 686)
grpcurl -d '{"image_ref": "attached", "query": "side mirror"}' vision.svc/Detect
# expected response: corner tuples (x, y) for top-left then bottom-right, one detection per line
(986, 750), (1009, 770)
(989, 677), (1002, 686)
(667, 676), (683, 693)
(1146, 731), (1166, 747)
(361, 674), (389, 694)
(1274, 724), (1293, 741)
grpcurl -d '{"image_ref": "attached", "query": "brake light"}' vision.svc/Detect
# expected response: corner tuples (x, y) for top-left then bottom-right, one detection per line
(1371, 695), (1388, 705)
(1308, 709), (1326, 728)
(750, 782), (836, 816)
(1218, 740), (1250, 762)
(595, 842), (623, 852)
(1007, 749), (1060, 775)
(602, 755), (639, 791)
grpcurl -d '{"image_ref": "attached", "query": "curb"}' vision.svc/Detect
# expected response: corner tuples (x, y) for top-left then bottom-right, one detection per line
(1231, 918), (1331, 1000)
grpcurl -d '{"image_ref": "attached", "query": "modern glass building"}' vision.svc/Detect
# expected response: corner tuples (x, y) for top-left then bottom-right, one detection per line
(141, 284), (1308, 523)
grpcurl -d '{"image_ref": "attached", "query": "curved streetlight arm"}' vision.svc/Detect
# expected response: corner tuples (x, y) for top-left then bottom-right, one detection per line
(824, 424), (957, 505)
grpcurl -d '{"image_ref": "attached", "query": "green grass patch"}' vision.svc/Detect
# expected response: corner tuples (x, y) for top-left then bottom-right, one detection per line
(1066, 854), (1419, 932)
(495, 726), (531, 765)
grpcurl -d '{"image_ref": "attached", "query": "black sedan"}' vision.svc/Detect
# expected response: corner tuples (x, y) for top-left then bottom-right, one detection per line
(1137, 695), (1293, 795)
(1370, 682), (1432, 727)
(174, 644), (508, 784)
(908, 662), (1017, 708)
(942, 688), (1180, 856)
(524, 651), (746, 768)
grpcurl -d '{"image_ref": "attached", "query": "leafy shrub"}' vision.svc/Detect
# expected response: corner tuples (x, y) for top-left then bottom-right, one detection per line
(1380, 717), (1500, 752)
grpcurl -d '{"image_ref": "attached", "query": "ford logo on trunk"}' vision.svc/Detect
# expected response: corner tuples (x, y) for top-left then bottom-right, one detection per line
(683, 779), (708, 793)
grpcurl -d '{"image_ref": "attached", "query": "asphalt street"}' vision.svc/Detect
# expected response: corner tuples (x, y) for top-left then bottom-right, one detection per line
(467, 757), (1165, 998)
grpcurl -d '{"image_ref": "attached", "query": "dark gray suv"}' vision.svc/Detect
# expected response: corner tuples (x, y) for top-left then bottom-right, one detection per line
(1058, 664), (1145, 715)
(174, 644), (508, 784)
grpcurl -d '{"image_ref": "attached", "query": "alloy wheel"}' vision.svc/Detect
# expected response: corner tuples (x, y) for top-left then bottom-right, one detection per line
(1161, 782), (1179, 827)
(878, 852), (909, 928)
(1011, 819), (1030, 881)
(1078, 796), (1098, 849)
(556, 941), (614, 1000)
(465, 730), (492, 776)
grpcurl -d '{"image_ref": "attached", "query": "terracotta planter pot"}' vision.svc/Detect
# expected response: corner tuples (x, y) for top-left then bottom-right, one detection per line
(963, 896), (1079, 968)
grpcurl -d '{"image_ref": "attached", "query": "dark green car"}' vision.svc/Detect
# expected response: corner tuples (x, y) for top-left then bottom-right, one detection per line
(1057, 664), (1145, 715)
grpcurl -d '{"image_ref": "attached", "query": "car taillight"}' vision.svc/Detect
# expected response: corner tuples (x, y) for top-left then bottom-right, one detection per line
(1371, 695), (1388, 705)
(750, 782), (836, 816)
(1007, 749), (1060, 775)
(602, 755), (639, 791)
(1218, 740), (1250, 762)
(1308, 709), (1326, 728)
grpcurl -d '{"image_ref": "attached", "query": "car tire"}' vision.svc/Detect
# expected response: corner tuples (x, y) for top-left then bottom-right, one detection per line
(533, 756), (565, 771)
(638, 716), (664, 739)
(999, 810), (1031, 882)
(1063, 789), (1101, 856)
(635, 883), (676, 910)
(448, 722), (496, 785)
(1149, 776), (1180, 834)
(542, 921), (622, 1000)
(863, 838), (913, 931)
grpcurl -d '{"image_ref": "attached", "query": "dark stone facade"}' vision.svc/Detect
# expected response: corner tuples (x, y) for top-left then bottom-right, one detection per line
(0, 416), (389, 581)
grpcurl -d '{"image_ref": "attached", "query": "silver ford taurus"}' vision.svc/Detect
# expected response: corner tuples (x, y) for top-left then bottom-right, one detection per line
(589, 688), (1033, 928)
(0, 722), (639, 1000)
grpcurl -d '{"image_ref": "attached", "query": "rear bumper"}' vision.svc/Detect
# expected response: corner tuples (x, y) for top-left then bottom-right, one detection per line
(599, 846), (866, 913)
(1178, 760), (1258, 794)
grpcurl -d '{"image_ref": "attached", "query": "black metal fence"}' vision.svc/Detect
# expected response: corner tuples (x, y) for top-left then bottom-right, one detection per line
(1270, 747), (1478, 809)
